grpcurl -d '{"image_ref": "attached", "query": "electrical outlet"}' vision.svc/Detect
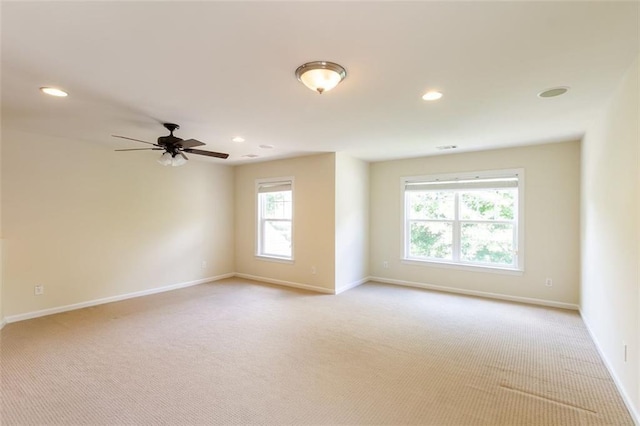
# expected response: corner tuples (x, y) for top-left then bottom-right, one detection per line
(383, 261), (389, 268)
(34, 285), (44, 295)
(545, 278), (553, 287)
(311, 266), (317, 275)
(201, 261), (207, 269)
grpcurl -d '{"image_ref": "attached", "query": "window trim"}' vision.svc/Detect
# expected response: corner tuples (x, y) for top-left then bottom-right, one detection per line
(255, 176), (295, 262)
(400, 168), (525, 272)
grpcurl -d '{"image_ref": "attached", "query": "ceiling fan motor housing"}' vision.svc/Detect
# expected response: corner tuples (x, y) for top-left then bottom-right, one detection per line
(158, 123), (182, 147)
(157, 135), (182, 147)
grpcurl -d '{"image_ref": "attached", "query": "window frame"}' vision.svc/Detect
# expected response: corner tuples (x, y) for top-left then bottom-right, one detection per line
(401, 168), (524, 273)
(255, 177), (295, 263)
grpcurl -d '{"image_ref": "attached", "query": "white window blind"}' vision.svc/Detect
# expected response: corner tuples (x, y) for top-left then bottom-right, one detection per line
(405, 175), (519, 191)
(258, 181), (292, 193)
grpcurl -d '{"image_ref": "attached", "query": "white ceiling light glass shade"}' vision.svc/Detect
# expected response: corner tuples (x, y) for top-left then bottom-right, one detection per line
(171, 153), (187, 167)
(295, 61), (346, 94)
(157, 152), (173, 166)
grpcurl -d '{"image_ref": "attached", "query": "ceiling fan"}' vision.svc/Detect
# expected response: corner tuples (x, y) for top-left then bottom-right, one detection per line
(113, 123), (229, 166)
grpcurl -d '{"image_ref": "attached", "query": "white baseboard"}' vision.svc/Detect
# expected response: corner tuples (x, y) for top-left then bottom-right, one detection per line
(4, 273), (235, 324)
(580, 311), (639, 425)
(369, 276), (580, 310)
(234, 273), (333, 294)
(0, 318), (6, 330)
(2, 273), (579, 326)
(335, 276), (370, 295)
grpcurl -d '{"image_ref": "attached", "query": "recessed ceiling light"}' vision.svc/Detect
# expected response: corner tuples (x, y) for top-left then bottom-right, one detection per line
(259, 144), (274, 149)
(241, 154), (259, 158)
(40, 87), (68, 97)
(538, 87), (569, 98)
(232, 137), (245, 143)
(422, 91), (443, 101)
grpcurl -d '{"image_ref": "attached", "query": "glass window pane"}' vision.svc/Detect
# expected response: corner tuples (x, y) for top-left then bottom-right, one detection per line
(282, 200), (292, 219)
(460, 223), (514, 265)
(262, 191), (292, 219)
(409, 221), (453, 260)
(264, 220), (292, 257)
(460, 189), (516, 221)
(408, 191), (455, 220)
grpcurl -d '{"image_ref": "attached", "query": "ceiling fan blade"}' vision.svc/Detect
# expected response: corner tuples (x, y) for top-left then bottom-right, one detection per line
(112, 135), (160, 146)
(180, 139), (206, 149)
(184, 148), (229, 159)
(115, 148), (164, 151)
(180, 151), (189, 161)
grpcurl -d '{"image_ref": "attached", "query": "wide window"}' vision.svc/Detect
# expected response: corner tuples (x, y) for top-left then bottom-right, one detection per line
(403, 169), (523, 271)
(256, 178), (293, 260)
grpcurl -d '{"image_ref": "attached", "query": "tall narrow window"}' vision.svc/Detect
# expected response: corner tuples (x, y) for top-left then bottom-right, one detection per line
(403, 169), (523, 271)
(256, 178), (293, 260)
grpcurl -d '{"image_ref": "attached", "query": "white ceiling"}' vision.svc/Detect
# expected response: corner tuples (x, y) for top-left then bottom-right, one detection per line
(2, 1), (638, 165)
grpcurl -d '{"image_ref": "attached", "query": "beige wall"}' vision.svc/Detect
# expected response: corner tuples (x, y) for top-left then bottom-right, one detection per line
(234, 154), (336, 291)
(2, 129), (235, 318)
(335, 153), (369, 292)
(0, 240), (4, 325)
(581, 56), (639, 419)
(370, 141), (581, 306)
(0, 120), (3, 324)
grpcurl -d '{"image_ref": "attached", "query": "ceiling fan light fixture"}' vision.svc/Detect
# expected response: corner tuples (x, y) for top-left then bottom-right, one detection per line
(171, 153), (187, 167)
(115, 122), (229, 164)
(295, 61), (346, 94)
(171, 154), (187, 167)
(157, 152), (173, 166)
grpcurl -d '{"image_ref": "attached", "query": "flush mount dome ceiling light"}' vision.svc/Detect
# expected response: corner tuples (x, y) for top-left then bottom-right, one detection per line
(295, 61), (346, 94)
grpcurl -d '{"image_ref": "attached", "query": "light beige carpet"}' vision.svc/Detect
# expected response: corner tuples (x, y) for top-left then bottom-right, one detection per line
(0, 279), (633, 425)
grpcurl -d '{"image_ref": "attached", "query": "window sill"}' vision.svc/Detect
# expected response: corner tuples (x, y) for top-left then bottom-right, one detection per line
(401, 258), (523, 276)
(255, 255), (294, 265)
